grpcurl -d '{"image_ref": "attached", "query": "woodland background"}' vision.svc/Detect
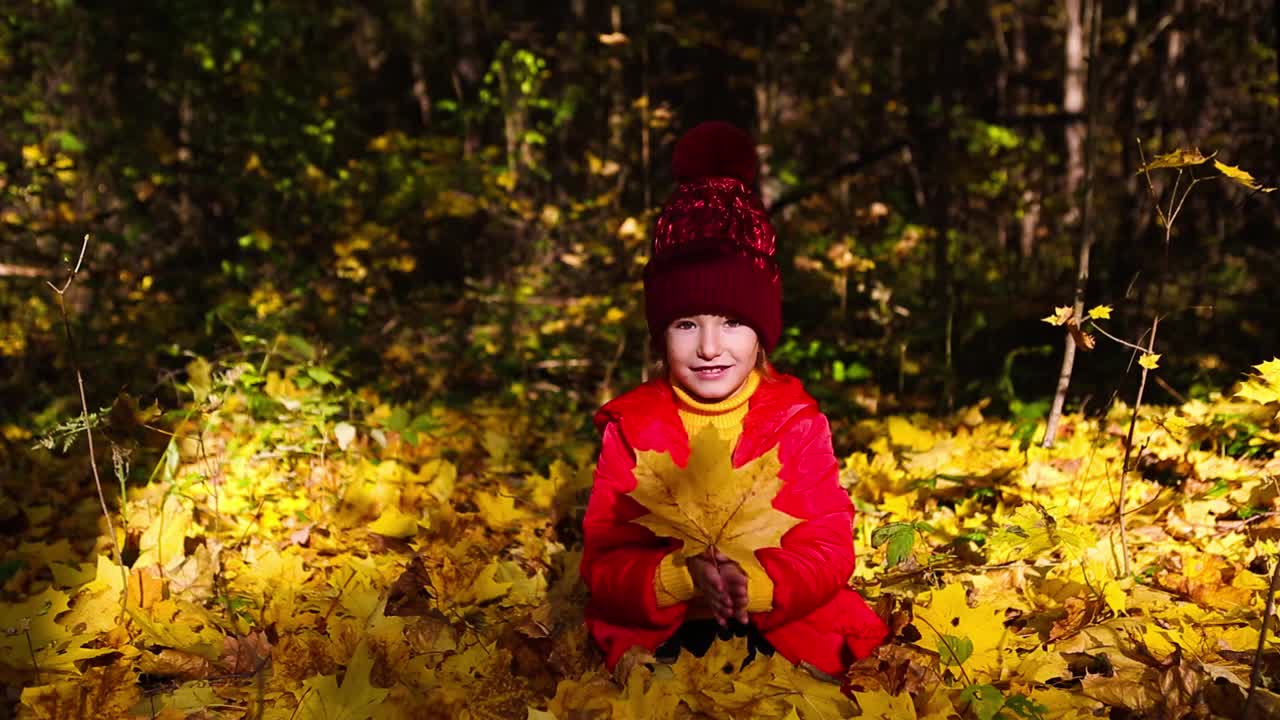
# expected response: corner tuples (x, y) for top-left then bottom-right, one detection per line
(1, 0), (1276, 428)
(1, 1), (1280, 718)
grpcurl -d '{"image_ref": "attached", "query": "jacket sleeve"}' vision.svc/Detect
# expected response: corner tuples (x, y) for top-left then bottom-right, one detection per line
(751, 412), (858, 632)
(580, 421), (689, 632)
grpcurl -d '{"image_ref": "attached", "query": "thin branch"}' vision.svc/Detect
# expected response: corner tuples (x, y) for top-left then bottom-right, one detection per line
(1090, 322), (1152, 354)
(1245, 554), (1280, 719)
(47, 235), (128, 601)
(1116, 316), (1159, 578)
(1169, 177), (1208, 230)
(0, 263), (45, 278)
(1136, 141), (1169, 229)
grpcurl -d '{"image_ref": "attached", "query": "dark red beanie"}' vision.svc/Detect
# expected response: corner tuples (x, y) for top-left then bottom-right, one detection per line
(644, 122), (782, 352)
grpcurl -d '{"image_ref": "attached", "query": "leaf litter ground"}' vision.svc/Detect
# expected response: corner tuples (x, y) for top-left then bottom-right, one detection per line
(3, 359), (1280, 719)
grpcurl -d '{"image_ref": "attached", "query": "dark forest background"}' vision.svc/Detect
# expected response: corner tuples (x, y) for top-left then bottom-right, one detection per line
(2, 0), (1278, 450)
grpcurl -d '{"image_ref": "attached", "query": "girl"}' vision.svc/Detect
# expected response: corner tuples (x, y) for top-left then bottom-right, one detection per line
(580, 121), (889, 678)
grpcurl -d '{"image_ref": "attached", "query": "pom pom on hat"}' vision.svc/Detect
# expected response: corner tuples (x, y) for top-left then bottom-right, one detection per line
(671, 121), (758, 185)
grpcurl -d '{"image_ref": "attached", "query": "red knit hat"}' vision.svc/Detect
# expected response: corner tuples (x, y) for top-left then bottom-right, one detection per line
(644, 122), (782, 352)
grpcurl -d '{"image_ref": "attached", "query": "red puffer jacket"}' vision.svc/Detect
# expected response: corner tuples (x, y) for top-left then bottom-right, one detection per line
(580, 373), (888, 676)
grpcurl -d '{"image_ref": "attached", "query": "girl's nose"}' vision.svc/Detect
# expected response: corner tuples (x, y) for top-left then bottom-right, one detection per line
(697, 326), (722, 359)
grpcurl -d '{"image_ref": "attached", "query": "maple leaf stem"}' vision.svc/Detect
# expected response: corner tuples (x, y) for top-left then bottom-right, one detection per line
(911, 613), (973, 686)
(287, 687), (311, 720)
(24, 628), (40, 685)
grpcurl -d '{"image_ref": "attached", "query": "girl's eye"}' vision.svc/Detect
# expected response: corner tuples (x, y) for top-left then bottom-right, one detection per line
(724, 319), (742, 328)
(673, 320), (696, 330)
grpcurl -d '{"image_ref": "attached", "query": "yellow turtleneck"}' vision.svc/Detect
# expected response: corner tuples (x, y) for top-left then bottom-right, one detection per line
(654, 371), (774, 613)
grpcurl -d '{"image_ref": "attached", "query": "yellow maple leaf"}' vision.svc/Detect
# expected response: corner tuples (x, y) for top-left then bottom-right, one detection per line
(629, 426), (803, 610)
(987, 504), (1097, 563)
(911, 583), (1008, 677)
(1237, 359), (1280, 405)
(1139, 147), (1211, 172)
(1138, 353), (1161, 370)
(1214, 159), (1276, 192)
(1255, 357), (1280, 380)
(1041, 306), (1073, 326)
(851, 689), (917, 719)
(298, 640), (388, 719)
(368, 508), (424, 538)
(1238, 379), (1280, 405)
(128, 599), (225, 662)
(1087, 304), (1113, 320)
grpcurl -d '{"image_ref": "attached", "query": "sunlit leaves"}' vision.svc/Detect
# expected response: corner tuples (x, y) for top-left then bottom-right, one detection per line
(1236, 358), (1280, 406)
(1138, 147), (1212, 172)
(297, 640), (388, 720)
(1040, 306), (1073, 326)
(1213, 159), (1276, 192)
(910, 584), (1008, 678)
(1138, 353), (1161, 370)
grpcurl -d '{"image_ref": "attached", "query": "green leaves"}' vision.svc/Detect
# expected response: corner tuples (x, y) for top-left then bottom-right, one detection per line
(937, 634), (974, 666)
(871, 521), (929, 567)
(961, 684), (1047, 720)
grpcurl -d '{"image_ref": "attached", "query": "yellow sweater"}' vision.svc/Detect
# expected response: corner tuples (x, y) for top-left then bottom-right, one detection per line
(653, 371), (773, 612)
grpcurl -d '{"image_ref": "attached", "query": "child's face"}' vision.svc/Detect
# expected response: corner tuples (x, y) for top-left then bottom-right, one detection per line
(664, 314), (759, 402)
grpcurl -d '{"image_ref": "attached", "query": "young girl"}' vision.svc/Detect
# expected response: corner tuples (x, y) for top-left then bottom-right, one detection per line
(580, 121), (889, 678)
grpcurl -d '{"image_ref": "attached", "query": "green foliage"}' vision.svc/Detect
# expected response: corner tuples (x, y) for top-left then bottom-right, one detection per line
(960, 684), (1048, 720)
(870, 521), (930, 568)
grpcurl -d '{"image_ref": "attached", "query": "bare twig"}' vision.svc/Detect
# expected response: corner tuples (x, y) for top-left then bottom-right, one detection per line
(1116, 315), (1158, 578)
(1245, 554), (1280, 719)
(47, 235), (128, 601)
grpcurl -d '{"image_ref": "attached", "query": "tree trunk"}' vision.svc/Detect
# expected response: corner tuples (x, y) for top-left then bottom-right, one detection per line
(1012, 1), (1041, 266)
(410, 0), (432, 128)
(1063, 0), (1087, 225)
(452, 0), (484, 158)
(1043, 0), (1100, 448)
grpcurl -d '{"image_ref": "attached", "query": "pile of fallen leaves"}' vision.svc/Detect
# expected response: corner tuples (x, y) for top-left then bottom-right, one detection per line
(2, 354), (1280, 719)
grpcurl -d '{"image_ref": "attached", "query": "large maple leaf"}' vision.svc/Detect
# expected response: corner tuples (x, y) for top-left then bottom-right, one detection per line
(628, 426), (802, 602)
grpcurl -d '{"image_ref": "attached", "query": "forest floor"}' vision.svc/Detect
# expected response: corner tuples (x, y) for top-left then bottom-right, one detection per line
(2, 351), (1280, 719)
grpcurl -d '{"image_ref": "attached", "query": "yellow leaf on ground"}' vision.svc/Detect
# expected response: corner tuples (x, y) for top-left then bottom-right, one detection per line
(852, 689), (917, 719)
(128, 599), (225, 661)
(911, 583), (1008, 678)
(887, 416), (937, 451)
(299, 640), (388, 720)
(628, 426), (802, 602)
(475, 490), (531, 529)
(369, 508), (424, 538)
(1026, 687), (1106, 719)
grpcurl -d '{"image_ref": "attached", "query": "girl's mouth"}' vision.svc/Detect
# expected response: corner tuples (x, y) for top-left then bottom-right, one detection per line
(692, 365), (730, 379)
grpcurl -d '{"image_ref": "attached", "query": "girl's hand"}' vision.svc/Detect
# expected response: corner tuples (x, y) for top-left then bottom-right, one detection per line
(687, 550), (733, 626)
(711, 549), (750, 624)
(688, 548), (750, 626)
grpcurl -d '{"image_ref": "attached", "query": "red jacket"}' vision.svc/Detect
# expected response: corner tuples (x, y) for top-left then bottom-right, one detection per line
(580, 373), (888, 676)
